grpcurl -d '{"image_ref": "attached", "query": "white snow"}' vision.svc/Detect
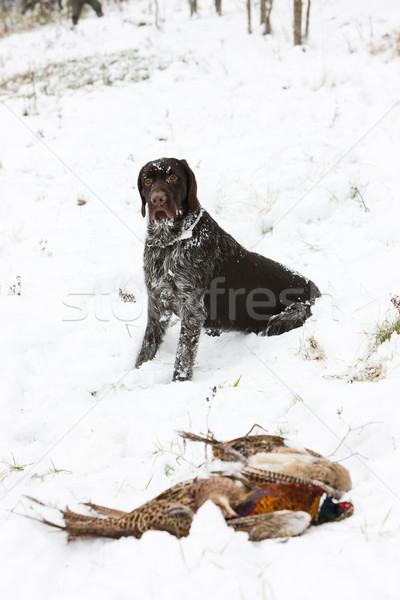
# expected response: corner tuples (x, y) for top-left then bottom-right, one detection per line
(1, 0), (400, 598)
(178, 208), (204, 240)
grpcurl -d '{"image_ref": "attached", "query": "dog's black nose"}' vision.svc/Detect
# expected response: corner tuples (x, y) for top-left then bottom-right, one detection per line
(150, 192), (167, 206)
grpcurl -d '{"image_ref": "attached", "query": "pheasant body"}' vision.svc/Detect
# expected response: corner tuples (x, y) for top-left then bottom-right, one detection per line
(34, 476), (353, 542)
(180, 431), (352, 493)
(32, 432), (353, 542)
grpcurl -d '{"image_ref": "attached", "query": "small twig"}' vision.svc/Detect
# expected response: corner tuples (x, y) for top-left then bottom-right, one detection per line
(335, 451), (370, 462)
(351, 185), (370, 212)
(243, 423), (269, 436)
(327, 419), (380, 457)
(23, 495), (46, 507)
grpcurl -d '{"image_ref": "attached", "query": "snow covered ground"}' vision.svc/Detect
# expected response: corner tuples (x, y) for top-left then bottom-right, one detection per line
(1, 0), (400, 598)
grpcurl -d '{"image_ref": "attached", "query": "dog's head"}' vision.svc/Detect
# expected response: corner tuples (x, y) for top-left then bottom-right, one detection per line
(138, 158), (200, 222)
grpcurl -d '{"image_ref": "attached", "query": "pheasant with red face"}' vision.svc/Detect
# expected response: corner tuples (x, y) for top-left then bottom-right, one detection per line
(29, 474), (353, 543)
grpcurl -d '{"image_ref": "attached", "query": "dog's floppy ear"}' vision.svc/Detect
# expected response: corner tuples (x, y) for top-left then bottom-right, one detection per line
(137, 168), (146, 218)
(181, 159), (200, 211)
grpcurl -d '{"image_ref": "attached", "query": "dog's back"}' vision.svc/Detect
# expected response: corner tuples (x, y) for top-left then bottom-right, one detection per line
(199, 211), (320, 333)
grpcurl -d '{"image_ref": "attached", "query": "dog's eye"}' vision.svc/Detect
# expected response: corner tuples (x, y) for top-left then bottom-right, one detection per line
(144, 178), (152, 186)
(167, 175), (177, 183)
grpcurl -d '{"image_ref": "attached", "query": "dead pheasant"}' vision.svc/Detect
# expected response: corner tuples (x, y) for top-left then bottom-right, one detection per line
(179, 431), (352, 496)
(30, 474), (353, 542)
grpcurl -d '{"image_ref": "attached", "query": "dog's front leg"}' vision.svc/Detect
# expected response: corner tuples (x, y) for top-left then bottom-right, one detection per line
(172, 319), (203, 382)
(172, 298), (206, 382)
(135, 295), (170, 369)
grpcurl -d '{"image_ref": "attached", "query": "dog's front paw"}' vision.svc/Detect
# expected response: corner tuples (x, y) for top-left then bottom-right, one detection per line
(172, 369), (192, 382)
(135, 353), (149, 369)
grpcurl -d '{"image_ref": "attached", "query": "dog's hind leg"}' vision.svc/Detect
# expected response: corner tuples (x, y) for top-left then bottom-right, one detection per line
(262, 302), (313, 337)
(204, 328), (222, 337)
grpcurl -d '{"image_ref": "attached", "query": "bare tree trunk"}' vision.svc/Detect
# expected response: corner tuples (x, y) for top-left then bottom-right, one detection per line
(293, 0), (302, 45)
(215, 0), (222, 15)
(305, 0), (311, 38)
(264, 0), (273, 34)
(154, 0), (159, 28)
(260, 0), (266, 24)
(188, 0), (197, 16)
(247, 0), (252, 34)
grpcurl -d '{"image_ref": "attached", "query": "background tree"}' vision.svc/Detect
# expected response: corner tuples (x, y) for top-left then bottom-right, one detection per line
(294, 0), (302, 45)
(260, 0), (273, 35)
(246, 0), (251, 34)
(305, 0), (311, 39)
(188, 0), (197, 16)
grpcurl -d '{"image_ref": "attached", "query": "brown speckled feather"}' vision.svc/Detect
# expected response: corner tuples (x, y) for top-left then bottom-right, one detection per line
(58, 481), (197, 540)
(179, 431), (289, 461)
(240, 465), (339, 498)
(229, 510), (312, 540)
(179, 431), (351, 493)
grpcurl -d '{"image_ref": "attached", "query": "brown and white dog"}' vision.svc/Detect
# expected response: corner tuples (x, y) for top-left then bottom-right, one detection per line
(136, 158), (320, 381)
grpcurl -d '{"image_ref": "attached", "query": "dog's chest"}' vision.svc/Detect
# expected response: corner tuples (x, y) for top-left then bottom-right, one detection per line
(145, 242), (194, 306)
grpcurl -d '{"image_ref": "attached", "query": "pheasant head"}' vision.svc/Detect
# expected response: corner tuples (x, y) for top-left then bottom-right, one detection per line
(316, 496), (354, 524)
